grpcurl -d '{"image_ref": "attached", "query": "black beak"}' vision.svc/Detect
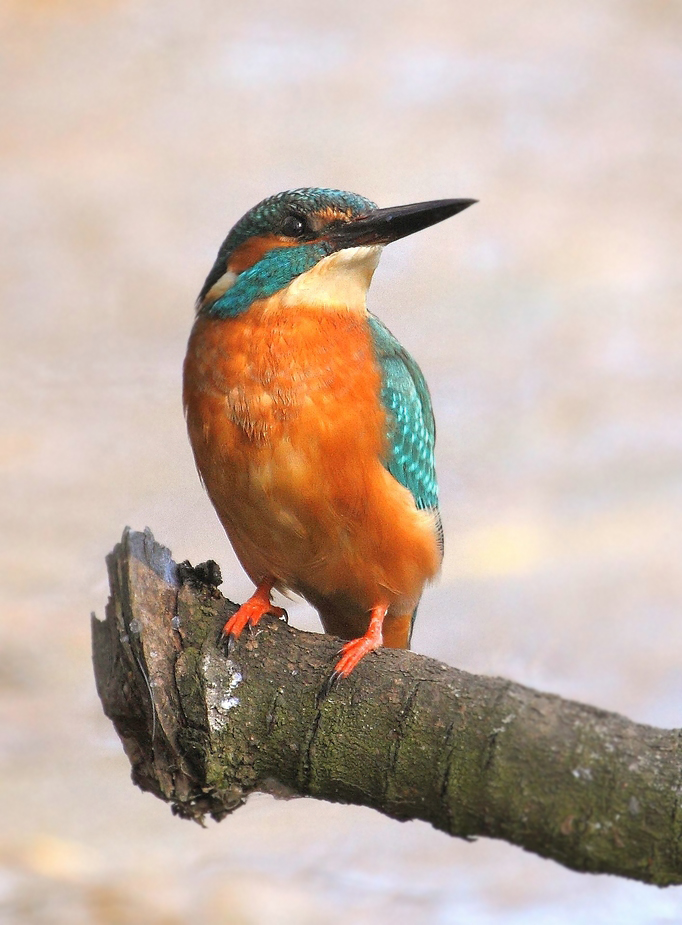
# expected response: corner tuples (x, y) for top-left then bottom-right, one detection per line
(327, 198), (477, 248)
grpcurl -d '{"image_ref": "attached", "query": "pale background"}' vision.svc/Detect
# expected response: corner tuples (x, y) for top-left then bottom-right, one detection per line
(2, 0), (682, 922)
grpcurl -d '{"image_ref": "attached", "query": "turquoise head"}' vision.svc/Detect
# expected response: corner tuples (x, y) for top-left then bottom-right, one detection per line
(198, 187), (475, 318)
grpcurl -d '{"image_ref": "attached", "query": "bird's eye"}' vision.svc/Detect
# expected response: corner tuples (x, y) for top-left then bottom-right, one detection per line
(281, 213), (307, 238)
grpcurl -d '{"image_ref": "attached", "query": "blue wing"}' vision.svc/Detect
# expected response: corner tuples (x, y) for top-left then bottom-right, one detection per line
(368, 314), (443, 555)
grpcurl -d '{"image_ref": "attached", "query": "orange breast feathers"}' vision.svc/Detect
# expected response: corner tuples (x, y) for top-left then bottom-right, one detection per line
(183, 301), (441, 640)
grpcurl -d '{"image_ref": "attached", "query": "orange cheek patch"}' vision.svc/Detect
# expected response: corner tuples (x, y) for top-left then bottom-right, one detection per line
(227, 234), (298, 275)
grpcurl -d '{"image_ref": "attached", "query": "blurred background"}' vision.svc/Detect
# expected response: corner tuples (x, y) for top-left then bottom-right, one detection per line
(2, 0), (682, 921)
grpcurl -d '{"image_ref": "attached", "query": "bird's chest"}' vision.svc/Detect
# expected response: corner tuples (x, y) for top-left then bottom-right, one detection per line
(184, 307), (387, 494)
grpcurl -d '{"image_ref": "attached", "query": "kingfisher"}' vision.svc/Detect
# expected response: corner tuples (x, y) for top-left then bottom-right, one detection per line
(183, 188), (475, 680)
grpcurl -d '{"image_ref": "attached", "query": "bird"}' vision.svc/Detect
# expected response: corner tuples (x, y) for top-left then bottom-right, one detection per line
(183, 188), (475, 680)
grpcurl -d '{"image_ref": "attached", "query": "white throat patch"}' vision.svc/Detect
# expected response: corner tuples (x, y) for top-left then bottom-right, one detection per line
(280, 245), (383, 313)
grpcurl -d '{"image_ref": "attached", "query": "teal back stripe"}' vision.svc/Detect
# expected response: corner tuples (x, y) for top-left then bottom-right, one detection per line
(368, 314), (441, 519)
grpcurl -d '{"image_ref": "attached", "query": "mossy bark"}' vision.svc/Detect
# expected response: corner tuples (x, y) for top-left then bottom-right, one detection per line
(92, 528), (682, 886)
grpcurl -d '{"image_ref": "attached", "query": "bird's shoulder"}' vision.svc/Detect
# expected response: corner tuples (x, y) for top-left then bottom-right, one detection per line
(366, 313), (439, 516)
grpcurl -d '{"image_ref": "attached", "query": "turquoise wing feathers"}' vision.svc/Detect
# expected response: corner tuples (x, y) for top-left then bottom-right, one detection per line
(368, 314), (443, 553)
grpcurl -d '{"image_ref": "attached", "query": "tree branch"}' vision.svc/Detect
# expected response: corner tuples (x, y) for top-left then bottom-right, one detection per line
(92, 528), (682, 886)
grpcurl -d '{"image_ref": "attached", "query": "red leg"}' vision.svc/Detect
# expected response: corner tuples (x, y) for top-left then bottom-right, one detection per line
(222, 579), (286, 641)
(333, 603), (388, 679)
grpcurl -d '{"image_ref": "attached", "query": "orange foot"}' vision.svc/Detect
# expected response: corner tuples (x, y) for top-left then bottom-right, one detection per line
(331, 603), (388, 683)
(222, 580), (286, 651)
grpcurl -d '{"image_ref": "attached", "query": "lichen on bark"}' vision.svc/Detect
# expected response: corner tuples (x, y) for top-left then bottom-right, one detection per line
(92, 527), (682, 885)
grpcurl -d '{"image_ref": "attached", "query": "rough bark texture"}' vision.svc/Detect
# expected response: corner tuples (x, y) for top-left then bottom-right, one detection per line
(92, 528), (682, 886)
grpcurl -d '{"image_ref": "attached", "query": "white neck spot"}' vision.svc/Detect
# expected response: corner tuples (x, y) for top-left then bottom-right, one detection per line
(280, 245), (383, 313)
(199, 269), (238, 311)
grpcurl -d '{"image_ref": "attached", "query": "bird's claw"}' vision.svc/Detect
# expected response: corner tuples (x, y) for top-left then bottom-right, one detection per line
(320, 669), (343, 700)
(218, 596), (286, 655)
(216, 626), (238, 654)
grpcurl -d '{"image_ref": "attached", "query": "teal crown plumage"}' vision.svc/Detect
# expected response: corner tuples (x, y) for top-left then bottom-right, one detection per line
(218, 188), (376, 257)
